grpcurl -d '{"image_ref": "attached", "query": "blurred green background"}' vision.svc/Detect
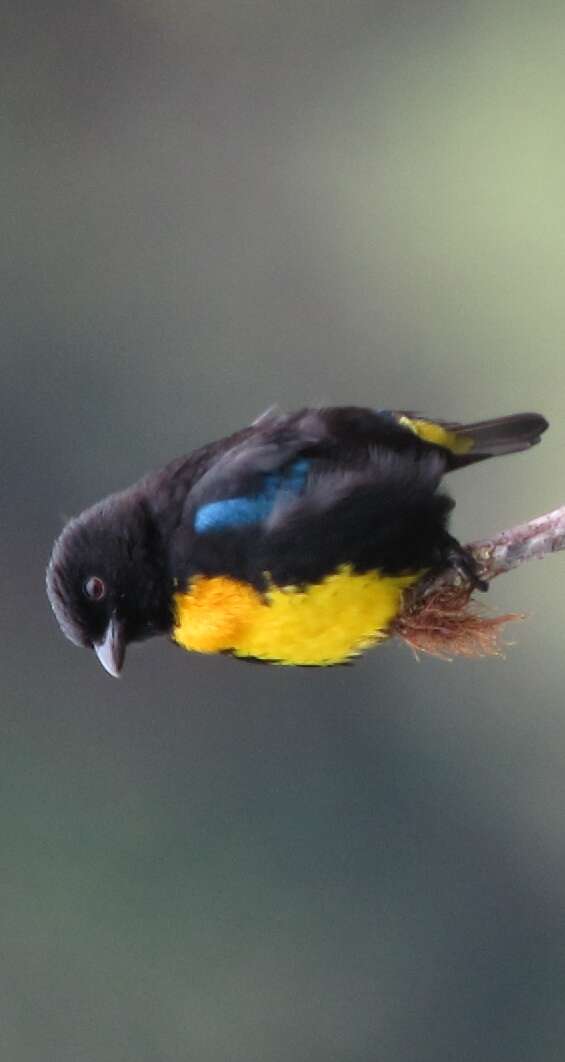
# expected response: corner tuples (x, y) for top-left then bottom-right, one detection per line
(3, 2), (565, 1059)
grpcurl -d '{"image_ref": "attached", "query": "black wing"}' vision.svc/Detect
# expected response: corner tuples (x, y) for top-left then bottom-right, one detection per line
(170, 409), (452, 589)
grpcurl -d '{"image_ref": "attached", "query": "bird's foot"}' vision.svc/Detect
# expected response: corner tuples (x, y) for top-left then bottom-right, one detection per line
(441, 539), (489, 593)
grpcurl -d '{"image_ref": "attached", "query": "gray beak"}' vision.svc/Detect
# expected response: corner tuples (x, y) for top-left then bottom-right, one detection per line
(94, 615), (126, 677)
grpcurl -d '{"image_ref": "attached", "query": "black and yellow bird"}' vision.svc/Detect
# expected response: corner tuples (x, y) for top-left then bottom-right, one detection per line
(46, 406), (548, 676)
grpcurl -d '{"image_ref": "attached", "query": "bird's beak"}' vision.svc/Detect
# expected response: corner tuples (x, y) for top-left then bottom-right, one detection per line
(94, 615), (126, 677)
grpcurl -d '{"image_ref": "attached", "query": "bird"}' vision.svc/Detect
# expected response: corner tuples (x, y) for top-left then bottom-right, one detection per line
(46, 405), (548, 676)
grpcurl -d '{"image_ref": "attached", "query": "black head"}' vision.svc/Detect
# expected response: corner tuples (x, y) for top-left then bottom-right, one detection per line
(46, 489), (172, 676)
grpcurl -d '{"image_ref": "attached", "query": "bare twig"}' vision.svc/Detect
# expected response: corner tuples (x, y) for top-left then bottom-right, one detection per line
(467, 505), (565, 580)
(392, 505), (565, 659)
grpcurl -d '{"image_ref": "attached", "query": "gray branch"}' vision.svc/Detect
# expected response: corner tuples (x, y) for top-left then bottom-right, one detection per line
(393, 505), (565, 665)
(471, 505), (565, 580)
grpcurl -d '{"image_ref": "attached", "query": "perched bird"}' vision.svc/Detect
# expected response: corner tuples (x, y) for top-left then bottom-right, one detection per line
(46, 406), (548, 676)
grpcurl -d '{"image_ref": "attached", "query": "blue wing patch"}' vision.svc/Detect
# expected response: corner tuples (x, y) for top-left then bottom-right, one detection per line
(194, 459), (310, 533)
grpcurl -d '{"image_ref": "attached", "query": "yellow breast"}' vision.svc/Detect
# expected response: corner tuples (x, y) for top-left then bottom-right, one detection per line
(172, 566), (420, 666)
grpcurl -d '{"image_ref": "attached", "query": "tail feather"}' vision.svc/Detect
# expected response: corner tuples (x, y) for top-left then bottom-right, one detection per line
(447, 412), (548, 469)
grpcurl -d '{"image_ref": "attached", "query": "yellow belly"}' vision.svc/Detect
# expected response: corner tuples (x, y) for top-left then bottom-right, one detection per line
(172, 566), (420, 666)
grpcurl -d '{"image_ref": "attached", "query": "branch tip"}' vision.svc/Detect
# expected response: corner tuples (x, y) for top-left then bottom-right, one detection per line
(392, 503), (565, 659)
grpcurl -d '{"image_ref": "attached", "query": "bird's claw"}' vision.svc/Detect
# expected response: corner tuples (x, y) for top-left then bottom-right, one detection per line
(443, 542), (489, 592)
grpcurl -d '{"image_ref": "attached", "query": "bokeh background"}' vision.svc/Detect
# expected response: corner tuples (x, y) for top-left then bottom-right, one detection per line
(3, 2), (565, 1059)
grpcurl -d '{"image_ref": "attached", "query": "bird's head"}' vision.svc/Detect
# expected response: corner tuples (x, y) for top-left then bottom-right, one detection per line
(46, 490), (172, 676)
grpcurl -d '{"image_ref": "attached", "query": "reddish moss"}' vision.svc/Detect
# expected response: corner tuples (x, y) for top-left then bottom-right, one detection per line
(392, 585), (523, 660)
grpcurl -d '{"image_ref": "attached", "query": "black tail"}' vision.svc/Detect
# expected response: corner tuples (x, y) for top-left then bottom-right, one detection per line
(447, 412), (548, 470)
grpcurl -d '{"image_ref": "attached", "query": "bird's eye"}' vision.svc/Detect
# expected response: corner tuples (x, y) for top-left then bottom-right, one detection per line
(83, 576), (106, 602)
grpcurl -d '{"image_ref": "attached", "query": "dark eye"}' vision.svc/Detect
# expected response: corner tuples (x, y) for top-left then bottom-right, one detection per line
(83, 576), (106, 602)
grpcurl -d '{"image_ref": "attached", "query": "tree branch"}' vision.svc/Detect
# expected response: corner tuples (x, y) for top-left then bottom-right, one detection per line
(392, 505), (565, 659)
(468, 505), (565, 579)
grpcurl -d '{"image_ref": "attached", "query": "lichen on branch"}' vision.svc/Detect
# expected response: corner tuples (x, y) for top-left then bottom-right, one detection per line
(392, 505), (565, 659)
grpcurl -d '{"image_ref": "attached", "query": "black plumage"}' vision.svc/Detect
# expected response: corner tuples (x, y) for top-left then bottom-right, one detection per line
(46, 405), (548, 675)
